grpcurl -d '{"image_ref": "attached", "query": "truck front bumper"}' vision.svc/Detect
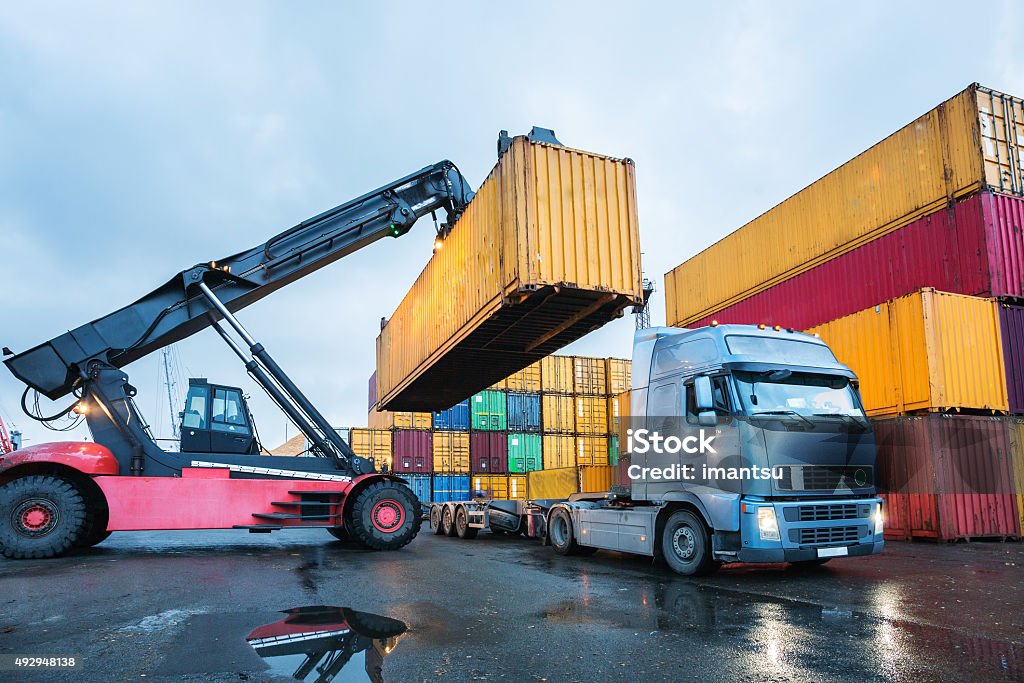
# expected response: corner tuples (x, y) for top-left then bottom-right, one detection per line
(737, 540), (883, 564)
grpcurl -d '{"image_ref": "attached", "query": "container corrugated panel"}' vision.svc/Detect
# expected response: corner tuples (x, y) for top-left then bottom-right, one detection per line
(575, 396), (609, 435)
(542, 434), (575, 469)
(874, 415), (1019, 541)
(377, 137), (643, 411)
(541, 394), (575, 433)
(577, 436), (609, 466)
(808, 289), (1008, 416)
(432, 475), (470, 503)
(580, 466), (615, 493)
(507, 433), (542, 473)
(348, 429), (392, 464)
(506, 361), (542, 392)
(573, 357), (607, 395)
(402, 474), (432, 504)
(433, 400), (470, 431)
(392, 430), (432, 474)
(470, 391), (507, 431)
(608, 435), (619, 466)
(999, 303), (1024, 415)
(508, 474), (527, 500)
(506, 392), (541, 432)
(527, 467), (579, 499)
(368, 411), (433, 430)
(666, 84), (1024, 328)
(607, 390), (630, 437)
(541, 356), (575, 394)
(470, 431), (508, 474)
(687, 191), (1024, 331)
(1006, 419), (1024, 536)
(368, 371), (377, 412)
(605, 358), (631, 395)
(471, 474), (511, 500)
(487, 378), (507, 391)
(432, 431), (470, 473)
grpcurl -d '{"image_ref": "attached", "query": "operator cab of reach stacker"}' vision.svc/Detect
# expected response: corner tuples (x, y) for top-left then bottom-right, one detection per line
(179, 378), (258, 455)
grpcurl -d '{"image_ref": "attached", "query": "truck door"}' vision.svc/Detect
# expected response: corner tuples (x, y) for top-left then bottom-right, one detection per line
(209, 386), (255, 454)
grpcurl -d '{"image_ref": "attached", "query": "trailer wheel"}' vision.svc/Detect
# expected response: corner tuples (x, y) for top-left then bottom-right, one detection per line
(346, 481), (421, 551)
(430, 506), (445, 535)
(661, 510), (720, 576)
(548, 508), (594, 556)
(0, 475), (87, 559)
(442, 506), (458, 537)
(455, 506), (478, 539)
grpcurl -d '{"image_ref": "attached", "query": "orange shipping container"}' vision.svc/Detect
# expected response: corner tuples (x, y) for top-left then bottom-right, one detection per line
(608, 390), (631, 437)
(527, 466), (615, 499)
(808, 289), (1008, 416)
(348, 428), (392, 466)
(605, 358), (631, 395)
(666, 84), (1024, 328)
(577, 436), (610, 466)
(377, 136), (642, 411)
(367, 410), (432, 430)
(575, 396), (609, 435)
(432, 431), (470, 473)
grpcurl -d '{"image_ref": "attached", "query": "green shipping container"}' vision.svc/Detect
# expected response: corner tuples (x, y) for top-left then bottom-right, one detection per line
(609, 435), (619, 466)
(471, 390), (507, 431)
(507, 433), (542, 473)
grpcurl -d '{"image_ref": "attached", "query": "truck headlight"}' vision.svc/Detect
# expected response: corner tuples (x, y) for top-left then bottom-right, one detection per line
(873, 504), (884, 535)
(757, 506), (780, 542)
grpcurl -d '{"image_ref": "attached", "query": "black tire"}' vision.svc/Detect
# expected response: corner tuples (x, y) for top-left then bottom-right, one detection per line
(345, 481), (421, 551)
(661, 510), (720, 576)
(75, 504), (110, 548)
(442, 506), (458, 537)
(430, 506), (445, 535)
(548, 508), (594, 556)
(0, 476), (88, 559)
(455, 506), (478, 539)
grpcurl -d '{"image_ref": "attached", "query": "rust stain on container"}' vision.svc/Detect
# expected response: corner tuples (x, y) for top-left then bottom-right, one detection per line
(666, 84), (1024, 328)
(377, 137), (642, 411)
(809, 289), (1008, 416)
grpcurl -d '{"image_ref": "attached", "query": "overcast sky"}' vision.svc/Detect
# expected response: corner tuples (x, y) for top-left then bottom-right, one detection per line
(1, 1), (1021, 450)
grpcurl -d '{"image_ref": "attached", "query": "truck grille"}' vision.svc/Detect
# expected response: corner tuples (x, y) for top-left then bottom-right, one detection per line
(776, 466), (873, 491)
(796, 526), (862, 545)
(798, 504), (858, 521)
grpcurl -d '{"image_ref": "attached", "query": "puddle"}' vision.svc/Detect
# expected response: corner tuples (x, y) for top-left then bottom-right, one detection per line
(246, 606), (407, 682)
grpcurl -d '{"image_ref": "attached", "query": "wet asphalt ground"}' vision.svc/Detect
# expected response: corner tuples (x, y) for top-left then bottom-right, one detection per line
(0, 528), (1021, 682)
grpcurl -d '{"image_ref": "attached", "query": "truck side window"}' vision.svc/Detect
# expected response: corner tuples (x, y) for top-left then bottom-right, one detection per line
(182, 385), (208, 429)
(685, 376), (732, 423)
(211, 388), (250, 433)
(649, 383), (679, 433)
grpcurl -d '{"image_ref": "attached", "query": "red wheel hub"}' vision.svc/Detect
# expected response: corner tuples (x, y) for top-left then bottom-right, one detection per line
(13, 499), (59, 537)
(22, 506), (51, 530)
(371, 499), (405, 533)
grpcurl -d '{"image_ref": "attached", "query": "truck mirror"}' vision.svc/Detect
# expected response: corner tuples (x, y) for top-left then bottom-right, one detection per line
(698, 410), (716, 427)
(694, 376), (714, 411)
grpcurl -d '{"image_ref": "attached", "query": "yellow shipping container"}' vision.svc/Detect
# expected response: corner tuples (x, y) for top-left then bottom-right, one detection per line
(808, 289), (1008, 416)
(367, 410), (432, 430)
(605, 358), (631, 395)
(541, 355), (575, 394)
(349, 429), (392, 465)
(573, 356), (607, 395)
(508, 474), (527, 500)
(542, 394), (576, 433)
(543, 434), (576, 469)
(507, 361), (542, 392)
(471, 474), (509, 500)
(608, 390), (631, 436)
(577, 436), (610, 466)
(432, 431), (470, 473)
(666, 84), (1024, 328)
(377, 136), (643, 411)
(528, 466), (616, 499)
(575, 396), (609, 435)
(1008, 419), (1024, 536)
(487, 378), (507, 391)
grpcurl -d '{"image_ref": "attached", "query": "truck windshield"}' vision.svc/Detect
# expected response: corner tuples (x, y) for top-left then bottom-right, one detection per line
(733, 370), (866, 419)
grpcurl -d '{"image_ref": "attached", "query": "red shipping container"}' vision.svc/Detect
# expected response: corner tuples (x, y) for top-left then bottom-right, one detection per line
(689, 191), (1024, 330)
(999, 302), (1024, 415)
(873, 415), (1019, 541)
(392, 430), (432, 474)
(470, 432), (508, 474)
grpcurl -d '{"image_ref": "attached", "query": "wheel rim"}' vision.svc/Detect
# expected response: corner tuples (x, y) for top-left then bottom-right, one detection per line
(371, 499), (405, 533)
(13, 498), (59, 538)
(551, 515), (568, 546)
(457, 510), (466, 533)
(672, 525), (697, 561)
(443, 509), (452, 529)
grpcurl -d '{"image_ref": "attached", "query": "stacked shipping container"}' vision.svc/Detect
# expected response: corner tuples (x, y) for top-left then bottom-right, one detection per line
(662, 83), (1024, 541)
(360, 355), (629, 503)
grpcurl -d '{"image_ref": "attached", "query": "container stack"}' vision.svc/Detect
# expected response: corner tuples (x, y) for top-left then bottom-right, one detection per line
(361, 355), (630, 503)
(663, 83), (1024, 542)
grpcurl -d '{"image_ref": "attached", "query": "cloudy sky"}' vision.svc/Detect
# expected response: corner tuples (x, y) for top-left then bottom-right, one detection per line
(1, 1), (1021, 450)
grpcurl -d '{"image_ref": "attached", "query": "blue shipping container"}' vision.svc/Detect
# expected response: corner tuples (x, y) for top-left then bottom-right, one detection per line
(433, 400), (470, 431)
(432, 475), (470, 502)
(506, 392), (541, 432)
(400, 474), (432, 504)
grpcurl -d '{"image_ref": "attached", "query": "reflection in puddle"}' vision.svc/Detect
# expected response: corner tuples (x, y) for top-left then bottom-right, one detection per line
(246, 606), (407, 682)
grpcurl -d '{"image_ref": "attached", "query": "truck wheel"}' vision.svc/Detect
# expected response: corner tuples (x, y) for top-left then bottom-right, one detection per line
(662, 510), (719, 576)
(75, 505), (110, 548)
(430, 506), (445, 535)
(455, 506), (478, 539)
(346, 481), (421, 551)
(0, 476), (87, 559)
(548, 508), (594, 556)
(442, 506), (458, 537)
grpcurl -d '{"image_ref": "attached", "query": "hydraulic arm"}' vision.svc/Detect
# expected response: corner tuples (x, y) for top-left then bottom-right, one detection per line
(4, 160), (473, 474)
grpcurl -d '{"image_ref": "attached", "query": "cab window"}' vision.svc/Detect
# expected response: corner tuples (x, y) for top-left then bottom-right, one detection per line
(182, 385), (208, 428)
(685, 375), (732, 423)
(211, 388), (249, 433)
